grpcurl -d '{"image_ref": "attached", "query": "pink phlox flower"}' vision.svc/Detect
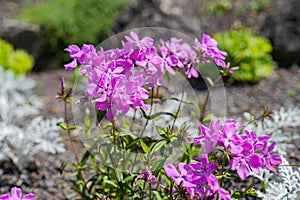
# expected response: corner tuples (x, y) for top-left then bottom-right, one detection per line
(193, 120), (222, 154)
(158, 46), (178, 75)
(230, 141), (263, 180)
(219, 120), (241, 151)
(136, 170), (157, 184)
(164, 163), (196, 188)
(189, 154), (217, 186)
(164, 155), (219, 199)
(261, 141), (282, 172)
(126, 74), (149, 110)
(0, 187), (35, 200)
(124, 31), (154, 50)
(64, 44), (96, 72)
(163, 38), (186, 68)
(207, 174), (231, 200)
(194, 34), (228, 68)
(185, 64), (199, 78)
(135, 47), (162, 74)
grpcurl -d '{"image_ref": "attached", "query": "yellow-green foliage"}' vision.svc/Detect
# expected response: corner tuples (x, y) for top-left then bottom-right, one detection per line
(213, 29), (276, 83)
(0, 39), (34, 75)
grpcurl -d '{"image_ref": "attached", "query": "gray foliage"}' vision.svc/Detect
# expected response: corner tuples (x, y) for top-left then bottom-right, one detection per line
(0, 68), (64, 169)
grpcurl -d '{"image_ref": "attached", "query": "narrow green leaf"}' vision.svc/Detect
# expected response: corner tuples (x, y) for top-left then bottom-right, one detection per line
(206, 76), (215, 87)
(84, 108), (91, 138)
(103, 179), (118, 188)
(69, 125), (80, 130)
(80, 151), (90, 166)
(152, 191), (162, 200)
(126, 138), (139, 150)
(57, 121), (68, 130)
(139, 139), (150, 153)
(115, 169), (123, 182)
(96, 110), (107, 124)
(151, 140), (167, 152)
(122, 176), (134, 184)
(58, 162), (67, 175)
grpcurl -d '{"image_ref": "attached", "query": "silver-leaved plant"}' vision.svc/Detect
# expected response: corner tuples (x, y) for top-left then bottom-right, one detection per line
(0, 67), (64, 169)
(244, 107), (300, 155)
(254, 157), (300, 200)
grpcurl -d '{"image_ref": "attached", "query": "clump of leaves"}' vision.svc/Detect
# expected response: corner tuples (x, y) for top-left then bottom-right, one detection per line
(213, 28), (276, 83)
(19, 0), (129, 65)
(201, 0), (233, 17)
(0, 39), (34, 75)
(248, 0), (270, 12)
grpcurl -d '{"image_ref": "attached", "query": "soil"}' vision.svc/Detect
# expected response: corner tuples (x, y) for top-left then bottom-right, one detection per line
(0, 0), (299, 199)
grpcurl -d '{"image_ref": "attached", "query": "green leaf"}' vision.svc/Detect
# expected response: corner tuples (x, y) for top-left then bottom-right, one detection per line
(115, 169), (123, 182)
(57, 121), (68, 130)
(69, 125), (80, 130)
(58, 162), (67, 175)
(151, 140), (167, 152)
(206, 76), (215, 87)
(152, 191), (162, 200)
(139, 139), (150, 153)
(126, 138), (139, 150)
(80, 151), (90, 166)
(122, 175), (134, 184)
(232, 191), (245, 198)
(84, 108), (91, 138)
(96, 110), (107, 124)
(103, 179), (118, 188)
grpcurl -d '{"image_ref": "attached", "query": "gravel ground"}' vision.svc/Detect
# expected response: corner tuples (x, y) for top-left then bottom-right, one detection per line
(0, 0), (299, 199)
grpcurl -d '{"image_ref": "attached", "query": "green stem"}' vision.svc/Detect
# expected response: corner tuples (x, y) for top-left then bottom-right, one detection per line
(141, 180), (146, 199)
(64, 102), (85, 183)
(200, 91), (210, 122)
(280, 164), (300, 167)
(140, 88), (155, 138)
(170, 79), (187, 133)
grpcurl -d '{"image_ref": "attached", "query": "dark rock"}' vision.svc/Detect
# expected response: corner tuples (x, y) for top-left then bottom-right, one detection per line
(112, 0), (203, 38)
(262, 0), (300, 66)
(0, 19), (41, 58)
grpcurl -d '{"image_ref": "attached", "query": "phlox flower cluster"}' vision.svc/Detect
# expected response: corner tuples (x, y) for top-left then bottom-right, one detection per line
(160, 120), (282, 199)
(64, 32), (229, 121)
(164, 154), (231, 200)
(193, 120), (282, 180)
(0, 187), (35, 200)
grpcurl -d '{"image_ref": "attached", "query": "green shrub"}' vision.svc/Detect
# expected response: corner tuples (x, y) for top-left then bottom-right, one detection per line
(213, 28), (276, 83)
(201, 0), (233, 16)
(19, 0), (129, 65)
(0, 39), (34, 75)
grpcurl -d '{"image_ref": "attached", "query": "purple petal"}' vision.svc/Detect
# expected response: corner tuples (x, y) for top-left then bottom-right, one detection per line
(269, 154), (282, 166)
(230, 144), (243, 154)
(247, 154), (262, 168)
(11, 187), (22, 199)
(141, 37), (154, 47)
(22, 194), (35, 200)
(230, 157), (241, 170)
(268, 141), (276, 153)
(130, 31), (139, 41)
(0, 194), (10, 200)
(218, 188), (231, 200)
(64, 59), (78, 72)
(205, 140), (214, 154)
(95, 100), (110, 111)
(237, 159), (250, 180)
(164, 164), (180, 178)
(106, 107), (116, 121)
